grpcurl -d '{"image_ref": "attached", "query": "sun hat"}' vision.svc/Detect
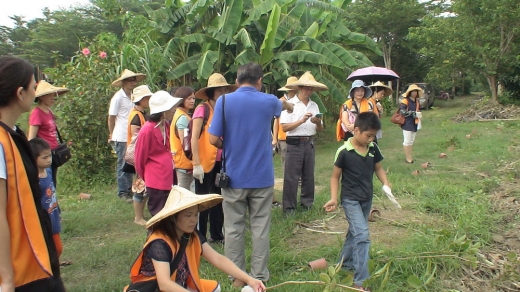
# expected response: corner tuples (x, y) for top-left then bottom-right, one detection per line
(35, 80), (69, 99)
(195, 73), (238, 100)
(286, 72), (328, 91)
(402, 84), (424, 98)
(149, 90), (183, 115)
(278, 76), (298, 91)
(349, 80), (372, 98)
(146, 186), (223, 229)
(369, 81), (393, 97)
(111, 69), (146, 87)
(131, 85), (153, 103)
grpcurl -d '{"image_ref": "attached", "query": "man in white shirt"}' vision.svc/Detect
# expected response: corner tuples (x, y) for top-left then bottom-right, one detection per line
(108, 69), (146, 202)
(280, 72), (327, 215)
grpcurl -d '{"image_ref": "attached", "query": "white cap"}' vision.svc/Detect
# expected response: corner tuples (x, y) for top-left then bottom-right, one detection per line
(149, 90), (183, 114)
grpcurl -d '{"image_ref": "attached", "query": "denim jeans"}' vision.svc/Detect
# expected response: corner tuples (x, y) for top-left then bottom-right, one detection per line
(339, 197), (372, 287)
(112, 141), (132, 197)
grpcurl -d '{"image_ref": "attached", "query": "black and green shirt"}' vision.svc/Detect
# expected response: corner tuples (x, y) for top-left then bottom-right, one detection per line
(334, 138), (384, 201)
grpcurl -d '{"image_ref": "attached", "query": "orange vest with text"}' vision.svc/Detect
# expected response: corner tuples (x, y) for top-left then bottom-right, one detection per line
(171, 108), (193, 170)
(127, 108), (146, 146)
(126, 231), (218, 292)
(401, 97), (420, 124)
(0, 129), (53, 287)
(335, 98), (375, 141)
(195, 102), (218, 173)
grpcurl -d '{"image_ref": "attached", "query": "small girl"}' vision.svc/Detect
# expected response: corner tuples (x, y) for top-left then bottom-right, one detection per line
(29, 138), (62, 257)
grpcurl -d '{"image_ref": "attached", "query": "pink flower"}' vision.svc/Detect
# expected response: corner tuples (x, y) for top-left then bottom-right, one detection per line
(99, 51), (107, 59)
(82, 48), (90, 56)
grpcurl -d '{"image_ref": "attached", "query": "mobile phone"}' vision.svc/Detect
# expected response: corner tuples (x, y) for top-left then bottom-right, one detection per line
(315, 113), (323, 118)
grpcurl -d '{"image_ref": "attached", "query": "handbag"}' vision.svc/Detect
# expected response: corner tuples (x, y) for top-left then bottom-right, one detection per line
(215, 94), (230, 188)
(126, 234), (189, 292)
(125, 133), (138, 166)
(52, 127), (71, 167)
(390, 109), (405, 125)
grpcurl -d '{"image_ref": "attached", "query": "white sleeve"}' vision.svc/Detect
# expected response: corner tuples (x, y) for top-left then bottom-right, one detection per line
(0, 143), (7, 180)
(108, 94), (120, 116)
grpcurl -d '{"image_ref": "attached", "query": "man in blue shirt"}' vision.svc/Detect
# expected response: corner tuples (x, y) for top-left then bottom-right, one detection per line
(209, 63), (292, 286)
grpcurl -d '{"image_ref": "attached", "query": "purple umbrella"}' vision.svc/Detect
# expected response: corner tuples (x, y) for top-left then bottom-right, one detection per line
(347, 66), (400, 83)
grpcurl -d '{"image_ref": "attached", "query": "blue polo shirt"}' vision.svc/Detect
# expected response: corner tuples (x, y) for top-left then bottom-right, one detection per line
(209, 86), (282, 188)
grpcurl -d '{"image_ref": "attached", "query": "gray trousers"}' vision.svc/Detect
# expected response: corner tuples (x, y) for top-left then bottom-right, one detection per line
(282, 139), (315, 211)
(222, 187), (273, 282)
(278, 140), (287, 172)
(176, 169), (194, 190)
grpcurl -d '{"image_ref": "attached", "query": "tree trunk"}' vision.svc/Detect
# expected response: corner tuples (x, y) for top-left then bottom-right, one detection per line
(486, 75), (498, 101)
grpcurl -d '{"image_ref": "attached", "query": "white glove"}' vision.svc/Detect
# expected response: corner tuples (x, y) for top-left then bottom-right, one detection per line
(382, 185), (402, 209)
(193, 165), (204, 183)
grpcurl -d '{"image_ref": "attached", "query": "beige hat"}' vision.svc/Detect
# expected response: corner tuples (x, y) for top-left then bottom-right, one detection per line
(146, 186), (223, 229)
(111, 69), (146, 87)
(369, 81), (393, 97)
(195, 73), (238, 100)
(402, 84), (424, 98)
(286, 71), (328, 91)
(278, 76), (298, 91)
(149, 90), (183, 115)
(35, 80), (69, 99)
(132, 85), (153, 103)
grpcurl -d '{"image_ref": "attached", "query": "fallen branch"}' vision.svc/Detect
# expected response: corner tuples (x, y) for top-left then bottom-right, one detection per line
(303, 227), (343, 235)
(266, 280), (363, 291)
(477, 119), (520, 122)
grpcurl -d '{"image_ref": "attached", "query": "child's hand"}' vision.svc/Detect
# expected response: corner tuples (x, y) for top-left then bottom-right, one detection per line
(323, 200), (338, 212)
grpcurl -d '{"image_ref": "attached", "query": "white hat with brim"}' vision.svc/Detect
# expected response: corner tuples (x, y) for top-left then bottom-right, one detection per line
(402, 84), (424, 98)
(195, 73), (238, 100)
(146, 186), (223, 229)
(369, 81), (393, 97)
(35, 80), (69, 99)
(149, 90), (183, 115)
(286, 71), (328, 91)
(132, 85), (153, 103)
(278, 76), (299, 91)
(111, 69), (146, 87)
(349, 80), (372, 98)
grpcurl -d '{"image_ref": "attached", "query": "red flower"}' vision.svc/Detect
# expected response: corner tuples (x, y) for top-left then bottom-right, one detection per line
(99, 51), (107, 59)
(82, 48), (90, 56)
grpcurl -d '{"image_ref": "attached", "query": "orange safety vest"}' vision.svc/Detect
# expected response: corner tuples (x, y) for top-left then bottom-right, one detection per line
(335, 99), (375, 141)
(194, 102), (218, 173)
(126, 231), (218, 292)
(127, 108), (146, 146)
(0, 128), (53, 287)
(401, 97), (420, 124)
(171, 108), (193, 170)
(275, 96), (288, 141)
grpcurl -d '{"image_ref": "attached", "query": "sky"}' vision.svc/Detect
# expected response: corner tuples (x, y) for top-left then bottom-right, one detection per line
(1, 0), (92, 27)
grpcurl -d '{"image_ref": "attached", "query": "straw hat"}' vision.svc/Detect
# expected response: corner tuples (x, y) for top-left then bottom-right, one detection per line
(131, 85), (153, 103)
(146, 186), (223, 229)
(149, 90), (183, 115)
(402, 84), (424, 98)
(349, 80), (372, 98)
(369, 81), (393, 97)
(278, 76), (298, 91)
(195, 73), (238, 99)
(286, 72), (328, 91)
(35, 80), (69, 99)
(111, 69), (146, 87)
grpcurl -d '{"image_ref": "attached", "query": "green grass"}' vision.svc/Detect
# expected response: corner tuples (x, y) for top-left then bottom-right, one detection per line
(56, 95), (519, 291)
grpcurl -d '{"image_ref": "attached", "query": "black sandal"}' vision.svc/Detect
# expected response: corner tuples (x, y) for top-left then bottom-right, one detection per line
(405, 159), (414, 164)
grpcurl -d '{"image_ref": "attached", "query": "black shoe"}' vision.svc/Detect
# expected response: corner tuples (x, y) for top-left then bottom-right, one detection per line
(300, 205), (312, 211)
(405, 159), (414, 164)
(283, 209), (295, 217)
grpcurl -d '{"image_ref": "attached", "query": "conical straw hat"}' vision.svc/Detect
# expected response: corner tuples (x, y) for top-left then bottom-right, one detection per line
(369, 81), (393, 97)
(35, 80), (69, 98)
(402, 84), (424, 98)
(278, 76), (298, 91)
(195, 73), (238, 99)
(111, 69), (146, 87)
(146, 186), (223, 229)
(286, 72), (328, 91)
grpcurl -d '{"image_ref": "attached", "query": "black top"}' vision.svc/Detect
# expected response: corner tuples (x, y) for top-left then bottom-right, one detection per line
(400, 97), (418, 132)
(130, 110), (147, 127)
(334, 139), (384, 201)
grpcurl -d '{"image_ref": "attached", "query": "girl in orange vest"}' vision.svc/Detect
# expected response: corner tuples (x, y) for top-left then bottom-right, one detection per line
(191, 73), (236, 243)
(400, 84), (423, 163)
(126, 186), (265, 292)
(170, 86), (196, 190)
(0, 56), (65, 291)
(128, 85), (152, 225)
(368, 81), (394, 140)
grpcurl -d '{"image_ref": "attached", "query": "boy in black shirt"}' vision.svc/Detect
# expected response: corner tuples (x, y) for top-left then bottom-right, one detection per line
(323, 112), (391, 291)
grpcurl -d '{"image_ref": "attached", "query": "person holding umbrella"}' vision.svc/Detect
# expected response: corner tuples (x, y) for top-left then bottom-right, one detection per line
(368, 81), (393, 140)
(339, 80), (376, 142)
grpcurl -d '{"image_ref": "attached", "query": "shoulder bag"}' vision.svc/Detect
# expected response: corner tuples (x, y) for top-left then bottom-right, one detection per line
(126, 234), (189, 292)
(215, 95), (230, 188)
(52, 127), (72, 167)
